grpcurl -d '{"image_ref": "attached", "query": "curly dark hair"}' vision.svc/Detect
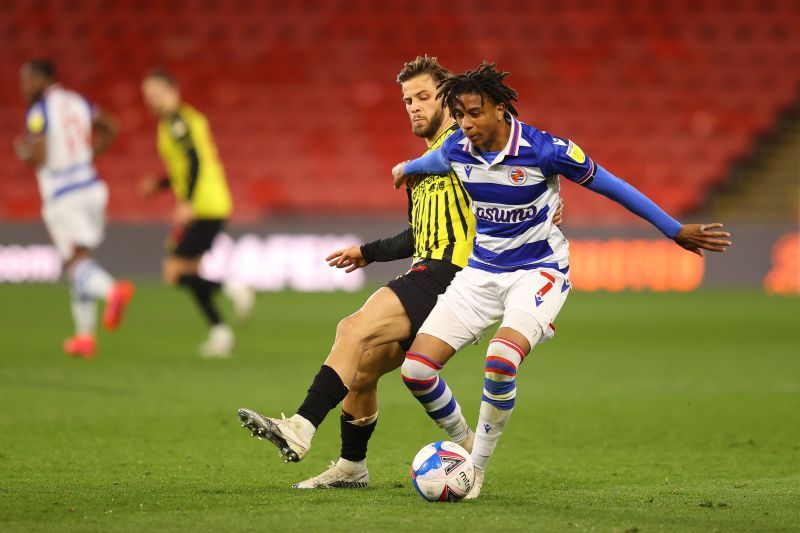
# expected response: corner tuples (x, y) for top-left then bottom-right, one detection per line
(25, 59), (56, 80)
(436, 61), (519, 117)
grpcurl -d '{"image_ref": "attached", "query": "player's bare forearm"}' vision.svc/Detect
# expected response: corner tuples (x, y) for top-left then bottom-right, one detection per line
(92, 110), (117, 157)
(673, 223), (732, 257)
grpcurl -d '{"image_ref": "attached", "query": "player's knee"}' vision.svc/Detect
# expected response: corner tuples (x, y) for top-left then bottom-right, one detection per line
(401, 352), (442, 392)
(482, 338), (524, 410)
(64, 249), (89, 274)
(335, 312), (375, 344)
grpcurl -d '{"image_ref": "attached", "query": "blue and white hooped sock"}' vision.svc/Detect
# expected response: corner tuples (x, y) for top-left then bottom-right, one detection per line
(401, 351), (470, 443)
(70, 258), (114, 301)
(472, 337), (527, 471)
(70, 286), (97, 335)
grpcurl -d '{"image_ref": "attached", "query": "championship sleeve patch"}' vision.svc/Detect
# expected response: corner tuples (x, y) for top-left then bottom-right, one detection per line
(565, 140), (586, 164)
(26, 107), (45, 135)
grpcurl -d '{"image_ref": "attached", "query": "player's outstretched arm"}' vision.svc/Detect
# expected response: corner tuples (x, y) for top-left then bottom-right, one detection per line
(327, 227), (415, 272)
(584, 164), (732, 254)
(392, 148), (451, 189)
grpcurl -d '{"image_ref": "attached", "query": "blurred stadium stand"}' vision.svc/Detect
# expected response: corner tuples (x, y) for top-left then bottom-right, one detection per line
(1, 0), (798, 224)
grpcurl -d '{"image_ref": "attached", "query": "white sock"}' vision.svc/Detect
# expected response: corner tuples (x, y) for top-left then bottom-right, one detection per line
(70, 289), (97, 335)
(72, 258), (114, 300)
(337, 457), (366, 472)
(472, 401), (514, 471)
(290, 413), (317, 442)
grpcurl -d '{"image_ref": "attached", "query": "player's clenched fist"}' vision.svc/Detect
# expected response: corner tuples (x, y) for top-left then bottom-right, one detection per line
(673, 223), (732, 256)
(326, 245), (369, 273)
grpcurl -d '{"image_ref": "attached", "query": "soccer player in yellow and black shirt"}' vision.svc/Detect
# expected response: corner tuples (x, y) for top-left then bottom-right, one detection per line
(140, 68), (252, 357)
(237, 56), (562, 488)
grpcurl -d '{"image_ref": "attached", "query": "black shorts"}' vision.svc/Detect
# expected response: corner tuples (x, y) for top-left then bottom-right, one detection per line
(170, 219), (225, 258)
(386, 259), (462, 352)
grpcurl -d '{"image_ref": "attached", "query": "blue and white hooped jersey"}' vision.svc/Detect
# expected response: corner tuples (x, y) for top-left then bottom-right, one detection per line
(25, 85), (100, 203)
(439, 116), (595, 274)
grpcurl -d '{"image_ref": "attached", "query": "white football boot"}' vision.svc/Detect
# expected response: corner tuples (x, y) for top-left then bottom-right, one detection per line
(237, 408), (314, 462)
(464, 467), (485, 500)
(199, 324), (234, 358)
(456, 430), (475, 454)
(223, 282), (255, 322)
(292, 458), (370, 489)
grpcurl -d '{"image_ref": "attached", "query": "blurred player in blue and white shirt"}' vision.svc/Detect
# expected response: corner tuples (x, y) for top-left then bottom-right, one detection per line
(14, 60), (134, 359)
(392, 63), (732, 500)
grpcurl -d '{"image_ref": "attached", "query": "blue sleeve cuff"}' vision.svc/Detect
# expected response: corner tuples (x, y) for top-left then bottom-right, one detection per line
(585, 165), (683, 238)
(403, 148), (450, 175)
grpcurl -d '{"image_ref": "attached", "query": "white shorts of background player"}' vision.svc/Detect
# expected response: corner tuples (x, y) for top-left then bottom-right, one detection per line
(41, 181), (108, 260)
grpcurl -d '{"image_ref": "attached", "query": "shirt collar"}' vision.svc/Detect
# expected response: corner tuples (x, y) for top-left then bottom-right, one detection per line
(458, 114), (528, 165)
(425, 122), (459, 154)
(43, 83), (61, 96)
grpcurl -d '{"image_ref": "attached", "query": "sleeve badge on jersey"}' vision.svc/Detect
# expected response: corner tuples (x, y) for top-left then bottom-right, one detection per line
(171, 118), (188, 138)
(565, 141), (586, 164)
(26, 107), (45, 135)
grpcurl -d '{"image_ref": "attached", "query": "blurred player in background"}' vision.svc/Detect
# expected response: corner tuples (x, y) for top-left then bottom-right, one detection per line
(14, 59), (134, 359)
(237, 56), (563, 488)
(392, 62), (732, 499)
(139, 68), (253, 358)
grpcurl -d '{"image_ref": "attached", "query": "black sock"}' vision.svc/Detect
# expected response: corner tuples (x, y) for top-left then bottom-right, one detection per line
(296, 365), (349, 428)
(178, 274), (223, 325)
(340, 411), (377, 462)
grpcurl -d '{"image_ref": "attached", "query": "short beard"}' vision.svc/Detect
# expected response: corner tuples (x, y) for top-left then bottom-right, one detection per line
(412, 108), (446, 139)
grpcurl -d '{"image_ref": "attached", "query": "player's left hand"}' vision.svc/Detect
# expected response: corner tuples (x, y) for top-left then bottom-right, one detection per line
(326, 245), (369, 273)
(392, 161), (409, 189)
(173, 201), (194, 227)
(673, 223), (732, 257)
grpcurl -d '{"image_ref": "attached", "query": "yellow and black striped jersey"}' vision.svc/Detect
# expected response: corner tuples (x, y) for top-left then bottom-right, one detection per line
(407, 124), (476, 268)
(157, 103), (232, 219)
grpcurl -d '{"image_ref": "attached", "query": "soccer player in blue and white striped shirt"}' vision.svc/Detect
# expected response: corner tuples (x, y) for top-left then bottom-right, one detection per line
(392, 63), (732, 500)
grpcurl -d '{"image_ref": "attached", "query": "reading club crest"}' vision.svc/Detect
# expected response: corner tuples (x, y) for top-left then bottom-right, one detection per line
(507, 167), (528, 185)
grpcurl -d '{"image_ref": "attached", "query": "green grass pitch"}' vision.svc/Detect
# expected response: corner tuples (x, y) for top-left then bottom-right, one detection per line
(0, 283), (798, 532)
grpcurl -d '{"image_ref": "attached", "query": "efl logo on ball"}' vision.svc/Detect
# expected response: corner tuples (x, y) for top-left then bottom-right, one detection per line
(507, 167), (528, 185)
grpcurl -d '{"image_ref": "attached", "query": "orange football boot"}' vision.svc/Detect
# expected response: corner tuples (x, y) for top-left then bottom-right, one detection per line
(63, 334), (97, 359)
(103, 280), (135, 331)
